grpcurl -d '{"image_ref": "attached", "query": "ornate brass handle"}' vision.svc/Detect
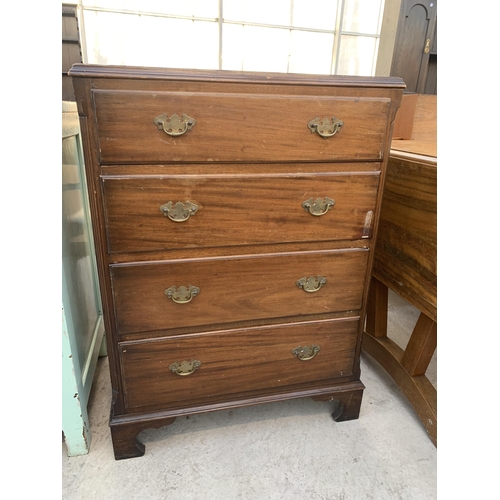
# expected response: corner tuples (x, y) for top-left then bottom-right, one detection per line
(169, 360), (201, 376)
(302, 197), (335, 216)
(292, 345), (321, 361)
(154, 113), (196, 136)
(308, 117), (343, 138)
(164, 285), (200, 304)
(296, 276), (327, 293)
(159, 201), (199, 222)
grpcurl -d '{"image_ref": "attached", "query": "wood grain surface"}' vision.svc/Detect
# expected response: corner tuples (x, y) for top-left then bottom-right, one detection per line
(102, 172), (380, 253)
(111, 249), (369, 334)
(373, 153), (436, 321)
(119, 317), (359, 409)
(94, 91), (390, 163)
(69, 65), (404, 458)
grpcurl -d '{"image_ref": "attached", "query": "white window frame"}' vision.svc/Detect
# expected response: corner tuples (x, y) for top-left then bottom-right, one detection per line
(75, 0), (385, 76)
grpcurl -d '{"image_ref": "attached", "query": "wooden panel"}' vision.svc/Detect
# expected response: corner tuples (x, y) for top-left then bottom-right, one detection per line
(391, 93), (436, 143)
(390, 0), (436, 94)
(372, 154), (436, 321)
(111, 249), (369, 334)
(391, 140), (436, 157)
(120, 317), (359, 409)
(102, 172), (380, 253)
(93, 91), (390, 163)
(411, 94), (437, 142)
(392, 93), (418, 140)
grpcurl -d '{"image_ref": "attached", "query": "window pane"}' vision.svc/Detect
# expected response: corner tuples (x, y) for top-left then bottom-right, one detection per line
(342, 0), (384, 34)
(224, 0), (291, 26)
(291, 0), (338, 30)
(336, 35), (377, 76)
(82, 0), (219, 18)
(288, 31), (334, 74)
(84, 10), (219, 69)
(222, 24), (289, 73)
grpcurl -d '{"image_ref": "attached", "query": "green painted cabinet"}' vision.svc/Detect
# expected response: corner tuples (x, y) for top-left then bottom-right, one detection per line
(62, 101), (105, 456)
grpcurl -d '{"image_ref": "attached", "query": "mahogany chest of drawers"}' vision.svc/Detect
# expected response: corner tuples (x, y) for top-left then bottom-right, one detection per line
(69, 64), (403, 460)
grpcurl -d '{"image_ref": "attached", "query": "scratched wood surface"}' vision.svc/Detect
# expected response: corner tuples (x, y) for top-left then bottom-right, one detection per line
(119, 317), (359, 410)
(69, 64), (404, 459)
(372, 153), (437, 321)
(102, 172), (380, 253)
(93, 91), (390, 163)
(111, 249), (369, 334)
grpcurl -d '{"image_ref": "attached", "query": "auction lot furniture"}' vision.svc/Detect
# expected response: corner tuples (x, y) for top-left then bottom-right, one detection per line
(70, 64), (403, 459)
(363, 94), (437, 445)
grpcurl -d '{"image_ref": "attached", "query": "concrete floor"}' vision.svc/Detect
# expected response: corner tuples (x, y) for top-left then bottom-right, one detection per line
(62, 291), (437, 500)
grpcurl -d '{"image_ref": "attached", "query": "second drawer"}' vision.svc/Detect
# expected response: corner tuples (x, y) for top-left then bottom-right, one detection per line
(111, 249), (369, 335)
(102, 172), (380, 253)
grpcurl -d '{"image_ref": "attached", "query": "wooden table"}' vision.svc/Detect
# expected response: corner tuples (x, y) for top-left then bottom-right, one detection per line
(363, 137), (437, 446)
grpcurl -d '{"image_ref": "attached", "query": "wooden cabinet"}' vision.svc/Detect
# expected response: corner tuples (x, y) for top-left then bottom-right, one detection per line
(390, 0), (437, 94)
(69, 64), (403, 460)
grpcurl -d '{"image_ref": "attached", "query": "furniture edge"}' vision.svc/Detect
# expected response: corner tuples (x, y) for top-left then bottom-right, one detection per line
(68, 63), (406, 88)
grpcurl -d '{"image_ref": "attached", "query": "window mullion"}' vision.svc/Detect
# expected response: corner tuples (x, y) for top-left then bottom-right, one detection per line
(330, 0), (345, 75)
(219, 0), (223, 70)
(287, 0), (294, 73)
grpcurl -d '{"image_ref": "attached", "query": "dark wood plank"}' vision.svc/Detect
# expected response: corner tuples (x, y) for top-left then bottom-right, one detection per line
(365, 277), (388, 339)
(401, 313), (437, 377)
(69, 63), (405, 89)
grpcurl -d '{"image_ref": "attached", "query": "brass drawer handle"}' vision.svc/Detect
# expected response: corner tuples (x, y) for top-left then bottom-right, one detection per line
(308, 116), (343, 138)
(302, 197), (335, 216)
(296, 276), (327, 293)
(154, 113), (196, 137)
(169, 360), (201, 376)
(292, 345), (321, 361)
(164, 285), (200, 304)
(159, 201), (199, 222)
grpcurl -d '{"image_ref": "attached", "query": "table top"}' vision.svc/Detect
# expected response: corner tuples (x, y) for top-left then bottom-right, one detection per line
(391, 139), (436, 159)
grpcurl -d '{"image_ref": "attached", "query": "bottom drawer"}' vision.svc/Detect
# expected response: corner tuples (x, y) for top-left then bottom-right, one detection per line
(119, 317), (359, 410)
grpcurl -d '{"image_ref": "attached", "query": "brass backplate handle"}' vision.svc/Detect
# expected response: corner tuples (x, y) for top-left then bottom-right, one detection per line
(160, 201), (199, 222)
(292, 345), (321, 361)
(154, 113), (196, 136)
(308, 116), (343, 138)
(169, 360), (201, 376)
(296, 276), (327, 293)
(302, 197), (335, 216)
(164, 285), (200, 304)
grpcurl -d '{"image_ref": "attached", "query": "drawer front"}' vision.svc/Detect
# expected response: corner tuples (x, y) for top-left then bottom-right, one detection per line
(119, 317), (359, 409)
(102, 173), (380, 253)
(111, 249), (369, 335)
(94, 91), (390, 163)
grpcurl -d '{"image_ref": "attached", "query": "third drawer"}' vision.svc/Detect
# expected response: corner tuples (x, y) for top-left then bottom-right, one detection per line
(110, 248), (369, 335)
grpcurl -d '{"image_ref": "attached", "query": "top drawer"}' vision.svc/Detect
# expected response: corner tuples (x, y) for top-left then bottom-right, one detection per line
(93, 91), (390, 164)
